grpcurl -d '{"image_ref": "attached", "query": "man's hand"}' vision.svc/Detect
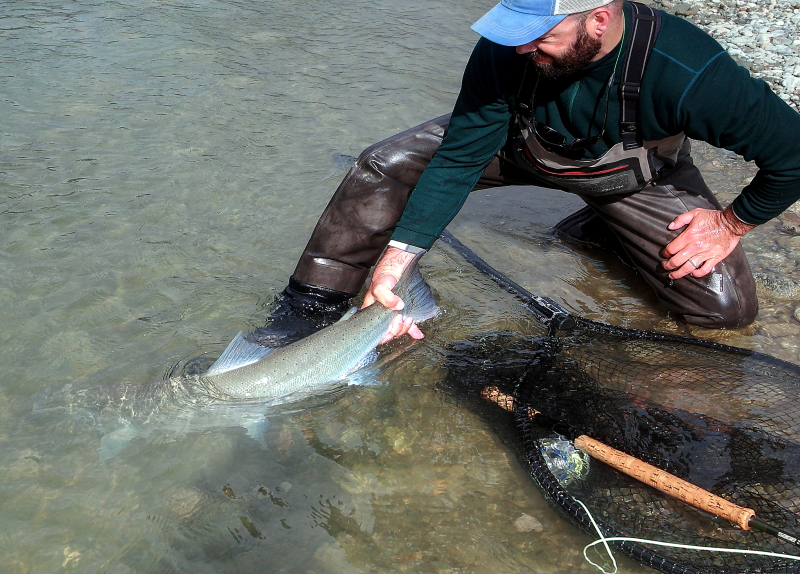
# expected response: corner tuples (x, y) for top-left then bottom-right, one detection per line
(662, 206), (757, 280)
(362, 246), (425, 344)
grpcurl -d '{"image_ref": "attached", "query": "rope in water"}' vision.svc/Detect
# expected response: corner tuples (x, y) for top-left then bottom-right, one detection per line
(576, 500), (800, 574)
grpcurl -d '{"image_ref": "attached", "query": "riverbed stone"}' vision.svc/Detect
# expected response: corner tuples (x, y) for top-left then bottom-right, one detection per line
(674, 2), (700, 15)
(754, 273), (800, 299)
(513, 513), (544, 533)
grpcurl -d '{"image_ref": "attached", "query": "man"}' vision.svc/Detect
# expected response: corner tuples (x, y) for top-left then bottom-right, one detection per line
(252, 0), (800, 347)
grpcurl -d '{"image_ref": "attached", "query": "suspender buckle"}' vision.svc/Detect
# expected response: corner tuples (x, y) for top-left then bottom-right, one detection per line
(620, 82), (641, 98)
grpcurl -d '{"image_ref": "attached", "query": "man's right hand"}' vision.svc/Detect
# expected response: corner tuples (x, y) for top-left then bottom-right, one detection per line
(362, 246), (425, 344)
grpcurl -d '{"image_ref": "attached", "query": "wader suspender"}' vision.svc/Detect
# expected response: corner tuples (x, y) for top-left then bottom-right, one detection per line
(620, 2), (662, 150)
(509, 2), (672, 196)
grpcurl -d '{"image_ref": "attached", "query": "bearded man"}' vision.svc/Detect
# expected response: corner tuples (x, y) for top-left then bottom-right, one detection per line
(254, 0), (800, 345)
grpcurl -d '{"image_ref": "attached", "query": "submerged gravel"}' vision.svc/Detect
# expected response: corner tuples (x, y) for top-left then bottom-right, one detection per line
(648, 0), (800, 111)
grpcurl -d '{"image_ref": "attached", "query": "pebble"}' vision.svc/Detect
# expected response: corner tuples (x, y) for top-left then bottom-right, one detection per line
(513, 513), (545, 532)
(655, 0), (800, 111)
(760, 321), (800, 337)
(754, 272), (800, 298)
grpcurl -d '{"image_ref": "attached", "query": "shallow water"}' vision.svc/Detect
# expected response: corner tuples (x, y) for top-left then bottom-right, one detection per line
(2, 1), (799, 572)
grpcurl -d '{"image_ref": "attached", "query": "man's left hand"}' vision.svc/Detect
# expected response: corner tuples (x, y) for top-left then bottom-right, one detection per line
(662, 206), (757, 280)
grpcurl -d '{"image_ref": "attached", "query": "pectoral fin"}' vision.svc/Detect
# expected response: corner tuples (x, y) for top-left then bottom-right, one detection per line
(98, 420), (141, 460)
(335, 307), (359, 323)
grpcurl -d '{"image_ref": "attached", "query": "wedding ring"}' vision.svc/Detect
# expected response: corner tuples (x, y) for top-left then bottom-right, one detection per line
(688, 258), (700, 268)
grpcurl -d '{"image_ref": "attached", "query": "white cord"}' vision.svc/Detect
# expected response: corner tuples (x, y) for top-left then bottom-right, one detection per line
(577, 499), (619, 573)
(575, 500), (800, 574)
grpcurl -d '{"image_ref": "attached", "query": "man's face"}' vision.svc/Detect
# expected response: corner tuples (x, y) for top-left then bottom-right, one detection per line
(516, 15), (602, 79)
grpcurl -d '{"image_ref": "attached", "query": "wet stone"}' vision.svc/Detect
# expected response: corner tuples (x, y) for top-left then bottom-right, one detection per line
(754, 273), (800, 299)
(674, 2), (700, 15)
(513, 513), (544, 533)
(759, 321), (800, 338)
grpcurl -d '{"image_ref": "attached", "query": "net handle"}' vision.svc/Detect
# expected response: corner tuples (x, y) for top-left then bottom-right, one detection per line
(482, 386), (755, 529)
(572, 435), (755, 530)
(481, 385), (800, 547)
(575, 436), (800, 546)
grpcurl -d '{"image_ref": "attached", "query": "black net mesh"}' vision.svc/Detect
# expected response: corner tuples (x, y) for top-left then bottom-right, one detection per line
(443, 322), (800, 574)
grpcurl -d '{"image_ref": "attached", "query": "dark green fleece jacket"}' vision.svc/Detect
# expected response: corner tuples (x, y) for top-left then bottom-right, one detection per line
(392, 3), (800, 250)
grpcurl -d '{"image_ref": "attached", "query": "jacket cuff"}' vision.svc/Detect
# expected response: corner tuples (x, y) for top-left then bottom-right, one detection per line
(387, 240), (427, 255)
(390, 227), (438, 251)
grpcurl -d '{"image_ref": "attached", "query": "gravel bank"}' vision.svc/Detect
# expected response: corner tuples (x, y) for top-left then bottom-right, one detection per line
(646, 0), (800, 111)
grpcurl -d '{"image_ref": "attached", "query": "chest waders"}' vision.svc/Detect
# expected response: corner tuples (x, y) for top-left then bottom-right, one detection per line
(288, 1), (756, 329)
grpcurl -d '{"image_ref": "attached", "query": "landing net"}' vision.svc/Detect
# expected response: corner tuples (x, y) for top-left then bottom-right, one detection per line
(440, 230), (800, 574)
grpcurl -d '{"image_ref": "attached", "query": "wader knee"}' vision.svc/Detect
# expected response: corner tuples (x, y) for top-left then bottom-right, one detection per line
(291, 115), (451, 296)
(661, 247), (758, 329)
(575, 157), (759, 330)
(251, 115), (450, 345)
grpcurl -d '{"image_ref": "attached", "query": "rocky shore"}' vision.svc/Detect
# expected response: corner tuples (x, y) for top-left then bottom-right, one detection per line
(647, 0), (800, 111)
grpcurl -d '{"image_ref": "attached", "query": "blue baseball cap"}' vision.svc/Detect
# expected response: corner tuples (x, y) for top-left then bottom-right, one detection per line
(471, 0), (612, 46)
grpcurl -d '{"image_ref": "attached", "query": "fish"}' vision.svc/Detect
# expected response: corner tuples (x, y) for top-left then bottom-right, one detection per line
(200, 251), (439, 399)
(29, 253), (438, 459)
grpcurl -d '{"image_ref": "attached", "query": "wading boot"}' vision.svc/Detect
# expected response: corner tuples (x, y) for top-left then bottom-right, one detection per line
(553, 206), (634, 269)
(244, 279), (353, 349)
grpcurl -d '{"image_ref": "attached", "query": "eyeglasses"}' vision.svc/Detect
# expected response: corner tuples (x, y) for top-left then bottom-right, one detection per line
(518, 22), (625, 160)
(524, 70), (615, 160)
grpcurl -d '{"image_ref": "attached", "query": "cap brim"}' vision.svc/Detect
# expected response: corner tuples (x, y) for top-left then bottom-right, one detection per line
(471, 3), (567, 46)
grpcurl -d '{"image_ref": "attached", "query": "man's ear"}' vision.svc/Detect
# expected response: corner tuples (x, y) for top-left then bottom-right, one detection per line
(587, 7), (612, 38)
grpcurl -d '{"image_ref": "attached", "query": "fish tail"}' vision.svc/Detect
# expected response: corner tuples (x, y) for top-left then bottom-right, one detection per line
(394, 253), (440, 324)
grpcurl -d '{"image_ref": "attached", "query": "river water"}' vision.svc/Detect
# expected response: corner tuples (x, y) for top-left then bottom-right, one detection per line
(2, 0), (799, 572)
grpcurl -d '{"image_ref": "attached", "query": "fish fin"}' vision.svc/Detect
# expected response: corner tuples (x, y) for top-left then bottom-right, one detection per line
(243, 418), (270, 449)
(98, 420), (141, 460)
(334, 307), (359, 323)
(205, 331), (273, 376)
(394, 254), (440, 324)
(344, 351), (381, 385)
(348, 349), (379, 375)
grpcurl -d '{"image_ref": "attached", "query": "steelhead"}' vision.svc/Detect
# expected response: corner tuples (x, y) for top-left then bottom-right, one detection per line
(200, 253), (439, 399)
(29, 254), (438, 459)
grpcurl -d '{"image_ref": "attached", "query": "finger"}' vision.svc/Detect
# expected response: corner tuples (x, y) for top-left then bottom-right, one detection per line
(379, 316), (425, 344)
(379, 314), (412, 344)
(363, 281), (404, 311)
(361, 292), (376, 308)
(662, 231), (691, 260)
(374, 283), (404, 310)
(666, 254), (698, 279)
(669, 257), (714, 280)
(688, 259), (714, 278)
(407, 323), (425, 340)
(667, 210), (697, 231)
(663, 210), (710, 258)
(668, 265), (691, 280)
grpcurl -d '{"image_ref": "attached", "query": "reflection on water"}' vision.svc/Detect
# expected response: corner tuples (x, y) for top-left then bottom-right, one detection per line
(0, 0), (795, 572)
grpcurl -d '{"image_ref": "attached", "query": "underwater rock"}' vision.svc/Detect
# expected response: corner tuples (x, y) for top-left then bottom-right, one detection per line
(513, 513), (544, 533)
(754, 272), (800, 299)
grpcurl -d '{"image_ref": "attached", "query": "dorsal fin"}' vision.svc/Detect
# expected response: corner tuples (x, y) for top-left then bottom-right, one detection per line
(205, 332), (272, 376)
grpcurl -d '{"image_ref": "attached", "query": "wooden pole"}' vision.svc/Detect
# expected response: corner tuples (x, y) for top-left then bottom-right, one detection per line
(572, 434), (755, 530)
(479, 385), (800, 546)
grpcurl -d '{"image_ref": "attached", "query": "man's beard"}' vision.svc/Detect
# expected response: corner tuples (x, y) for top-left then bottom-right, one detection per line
(527, 26), (602, 79)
